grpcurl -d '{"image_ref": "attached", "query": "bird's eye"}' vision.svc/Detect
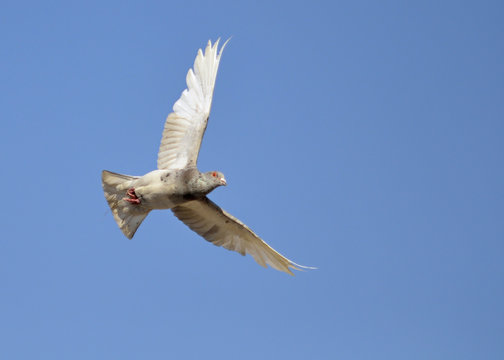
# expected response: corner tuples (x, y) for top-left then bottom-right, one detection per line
(212, 171), (217, 177)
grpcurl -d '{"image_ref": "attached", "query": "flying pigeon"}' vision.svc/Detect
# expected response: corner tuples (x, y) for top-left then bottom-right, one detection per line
(102, 39), (312, 275)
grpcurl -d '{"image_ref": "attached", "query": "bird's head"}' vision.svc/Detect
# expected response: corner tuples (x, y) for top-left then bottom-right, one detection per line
(204, 170), (227, 187)
(187, 170), (227, 195)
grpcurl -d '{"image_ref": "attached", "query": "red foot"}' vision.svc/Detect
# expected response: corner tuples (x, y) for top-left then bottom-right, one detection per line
(123, 188), (141, 204)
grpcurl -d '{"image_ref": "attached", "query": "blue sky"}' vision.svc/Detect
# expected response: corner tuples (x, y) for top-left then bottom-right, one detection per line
(1, 1), (503, 359)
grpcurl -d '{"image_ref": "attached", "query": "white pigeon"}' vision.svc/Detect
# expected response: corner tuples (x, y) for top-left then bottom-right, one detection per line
(102, 39), (312, 275)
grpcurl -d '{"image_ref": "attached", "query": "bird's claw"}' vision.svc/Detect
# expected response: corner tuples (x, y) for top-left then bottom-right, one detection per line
(123, 188), (141, 204)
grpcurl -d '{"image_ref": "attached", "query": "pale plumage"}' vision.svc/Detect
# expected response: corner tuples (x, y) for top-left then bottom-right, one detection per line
(172, 198), (307, 275)
(158, 39), (227, 170)
(102, 39), (313, 275)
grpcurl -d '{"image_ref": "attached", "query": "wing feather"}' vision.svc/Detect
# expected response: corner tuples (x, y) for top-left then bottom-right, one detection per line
(158, 39), (228, 170)
(171, 197), (312, 275)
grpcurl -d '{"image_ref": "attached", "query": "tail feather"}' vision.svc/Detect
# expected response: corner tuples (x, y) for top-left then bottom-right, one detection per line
(101, 170), (150, 239)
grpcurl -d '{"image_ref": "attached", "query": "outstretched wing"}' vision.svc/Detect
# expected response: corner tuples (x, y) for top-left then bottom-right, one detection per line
(172, 197), (313, 275)
(157, 39), (228, 170)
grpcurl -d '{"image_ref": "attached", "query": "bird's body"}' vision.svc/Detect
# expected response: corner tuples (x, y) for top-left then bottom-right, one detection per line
(133, 169), (185, 210)
(102, 39), (312, 274)
(116, 168), (223, 210)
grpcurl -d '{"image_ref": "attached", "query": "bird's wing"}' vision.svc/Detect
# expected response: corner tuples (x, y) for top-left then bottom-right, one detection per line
(172, 197), (312, 275)
(157, 39), (228, 170)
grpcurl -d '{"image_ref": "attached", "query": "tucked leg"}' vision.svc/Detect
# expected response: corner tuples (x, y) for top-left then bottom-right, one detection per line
(123, 188), (141, 204)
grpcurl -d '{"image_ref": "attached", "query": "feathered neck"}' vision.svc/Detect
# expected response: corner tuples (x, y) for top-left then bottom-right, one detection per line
(186, 170), (220, 195)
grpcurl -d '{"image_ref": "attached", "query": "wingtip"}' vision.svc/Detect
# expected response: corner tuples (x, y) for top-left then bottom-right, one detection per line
(206, 37), (230, 57)
(288, 261), (318, 274)
(220, 37), (231, 53)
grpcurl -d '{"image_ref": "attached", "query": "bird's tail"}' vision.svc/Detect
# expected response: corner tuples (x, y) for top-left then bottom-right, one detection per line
(101, 170), (150, 239)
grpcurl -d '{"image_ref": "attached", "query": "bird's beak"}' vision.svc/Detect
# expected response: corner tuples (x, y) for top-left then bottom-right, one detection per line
(220, 177), (227, 186)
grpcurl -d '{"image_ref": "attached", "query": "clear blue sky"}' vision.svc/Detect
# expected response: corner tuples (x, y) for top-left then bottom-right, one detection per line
(1, 1), (503, 359)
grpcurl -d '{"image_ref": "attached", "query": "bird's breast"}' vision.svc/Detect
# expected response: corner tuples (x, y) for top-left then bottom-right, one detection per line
(133, 181), (181, 210)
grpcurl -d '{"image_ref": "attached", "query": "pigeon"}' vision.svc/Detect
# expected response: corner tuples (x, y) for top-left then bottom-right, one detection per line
(102, 39), (312, 275)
